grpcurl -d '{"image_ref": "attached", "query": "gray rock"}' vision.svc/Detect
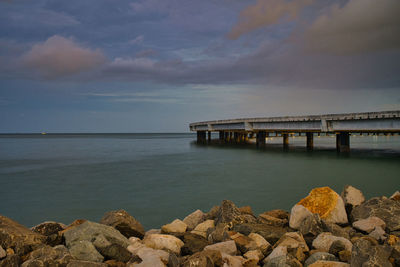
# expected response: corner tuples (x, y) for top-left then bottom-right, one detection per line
(323, 223), (350, 240)
(289, 205), (313, 230)
(215, 200), (243, 225)
(183, 210), (205, 231)
(64, 221), (130, 250)
(232, 223), (288, 244)
(353, 216), (386, 233)
(264, 254), (301, 267)
(69, 241), (104, 262)
(207, 223), (230, 243)
(182, 250), (222, 267)
(181, 233), (211, 255)
(299, 214), (324, 242)
(329, 240), (346, 256)
(304, 252), (337, 267)
(67, 260), (108, 267)
(369, 226), (386, 242)
(341, 185), (365, 213)
(168, 253), (180, 267)
(0, 255), (19, 267)
(312, 232), (352, 252)
(351, 197), (400, 232)
(31, 221), (65, 246)
(100, 210), (145, 239)
(0, 215), (46, 256)
(351, 238), (392, 267)
(21, 245), (74, 267)
(203, 240), (237, 256)
(0, 246), (6, 259)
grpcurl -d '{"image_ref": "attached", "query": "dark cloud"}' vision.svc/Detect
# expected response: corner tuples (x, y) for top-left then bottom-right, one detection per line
(21, 35), (106, 78)
(303, 0), (400, 54)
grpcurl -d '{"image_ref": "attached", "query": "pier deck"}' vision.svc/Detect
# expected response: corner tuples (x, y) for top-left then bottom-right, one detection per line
(189, 110), (400, 152)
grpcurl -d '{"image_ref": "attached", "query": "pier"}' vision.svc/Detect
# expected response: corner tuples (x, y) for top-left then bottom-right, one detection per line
(190, 110), (400, 152)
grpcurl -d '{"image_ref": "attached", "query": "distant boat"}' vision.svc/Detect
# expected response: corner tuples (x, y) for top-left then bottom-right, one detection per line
(41, 132), (47, 135)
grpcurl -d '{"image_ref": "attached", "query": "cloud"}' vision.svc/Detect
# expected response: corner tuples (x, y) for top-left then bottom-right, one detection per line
(228, 0), (314, 40)
(21, 35), (106, 78)
(129, 35), (144, 45)
(303, 0), (400, 54)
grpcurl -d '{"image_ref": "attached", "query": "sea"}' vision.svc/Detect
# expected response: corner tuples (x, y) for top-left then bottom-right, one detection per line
(0, 133), (399, 229)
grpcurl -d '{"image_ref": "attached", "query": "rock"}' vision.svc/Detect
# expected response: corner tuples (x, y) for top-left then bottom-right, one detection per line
(205, 206), (220, 220)
(168, 253), (180, 267)
(191, 220), (215, 238)
(64, 221), (130, 248)
(182, 249), (223, 267)
(0, 246), (5, 259)
(341, 185), (365, 213)
(299, 214), (324, 240)
(221, 253), (245, 267)
(161, 219), (187, 234)
(312, 233), (352, 252)
(143, 234), (184, 254)
(97, 243), (132, 262)
(274, 232), (309, 252)
(239, 206), (254, 215)
(244, 249), (263, 262)
(181, 233), (211, 255)
(31, 221), (65, 246)
(351, 197), (400, 232)
(0, 215), (46, 256)
(308, 260), (349, 267)
(369, 226), (387, 242)
(100, 210), (145, 239)
(127, 238), (169, 265)
(204, 240), (237, 256)
(338, 250), (351, 263)
(264, 246), (287, 263)
(59, 219), (87, 235)
(390, 191), (400, 201)
(262, 210), (289, 221)
(289, 204), (313, 230)
(264, 254), (302, 267)
(328, 240), (346, 256)
(323, 223), (350, 240)
(351, 238), (392, 267)
(248, 233), (271, 255)
(215, 200), (243, 225)
(352, 216), (386, 233)
(304, 252), (337, 267)
(387, 234), (400, 246)
(69, 240), (104, 262)
(296, 187), (348, 224)
(228, 231), (257, 253)
(21, 245), (74, 267)
(0, 255), (19, 267)
(145, 229), (161, 236)
(232, 223), (288, 244)
(105, 260), (126, 267)
(258, 213), (288, 227)
(207, 223), (230, 243)
(183, 210), (205, 231)
(67, 260), (108, 267)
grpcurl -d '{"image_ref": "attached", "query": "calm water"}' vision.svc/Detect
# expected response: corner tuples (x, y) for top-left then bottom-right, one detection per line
(0, 133), (399, 229)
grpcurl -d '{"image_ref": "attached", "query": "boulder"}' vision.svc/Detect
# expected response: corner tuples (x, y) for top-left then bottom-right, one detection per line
(351, 238), (392, 267)
(181, 233), (211, 255)
(232, 223), (288, 244)
(100, 210), (145, 239)
(248, 233), (271, 255)
(0, 215), (46, 256)
(161, 219), (187, 234)
(0, 255), (19, 267)
(145, 229), (161, 236)
(67, 260), (108, 267)
(182, 250), (222, 267)
(215, 200), (243, 225)
(31, 221), (65, 246)
(207, 223), (230, 243)
(390, 191), (400, 201)
(243, 249), (263, 262)
(296, 187), (348, 224)
(352, 216), (386, 233)
(21, 245), (74, 267)
(264, 246), (287, 263)
(328, 240), (346, 256)
(264, 254), (302, 267)
(143, 234), (184, 254)
(312, 233), (352, 253)
(274, 232), (309, 252)
(127, 237), (169, 264)
(0, 246), (5, 259)
(59, 219), (87, 236)
(338, 250), (351, 263)
(258, 213), (288, 227)
(204, 240), (237, 256)
(351, 197), (400, 232)
(239, 206), (254, 215)
(69, 240), (104, 262)
(308, 261), (349, 267)
(183, 210), (205, 231)
(191, 220), (215, 238)
(341, 185), (365, 213)
(369, 226), (386, 242)
(289, 205), (313, 230)
(221, 253), (245, 267)
(299, 214), (324, 240)
(323, 223), (350, 240)
(304, 252), (337, 267)
(228, 231), (257, 253)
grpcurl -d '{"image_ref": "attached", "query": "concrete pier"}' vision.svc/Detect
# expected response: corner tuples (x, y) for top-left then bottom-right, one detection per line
(191, 110), (400, 152)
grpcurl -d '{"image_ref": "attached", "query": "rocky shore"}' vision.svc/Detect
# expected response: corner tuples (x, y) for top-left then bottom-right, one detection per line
(1, 186), (400, 267)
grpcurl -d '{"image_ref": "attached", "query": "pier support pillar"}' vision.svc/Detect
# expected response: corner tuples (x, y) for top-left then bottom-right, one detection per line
(336, 132), (350, 153)
(256, 131), (266, 148)
(197, 131), (207, 144)
(229, 132), (233, 142)
(219, 131), (225, 144)
(225, 132), (230, 143)
(306, 132), (314, 150)
(282, 133), (289, 149)
(207, 131), (211, 143)
(233, 132), (238, 143)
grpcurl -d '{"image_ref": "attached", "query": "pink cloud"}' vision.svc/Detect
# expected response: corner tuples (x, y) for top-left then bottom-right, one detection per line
(22, 35), (106, 78)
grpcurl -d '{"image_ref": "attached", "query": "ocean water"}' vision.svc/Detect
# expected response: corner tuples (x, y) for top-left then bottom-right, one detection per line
(0, 133), (399, 229)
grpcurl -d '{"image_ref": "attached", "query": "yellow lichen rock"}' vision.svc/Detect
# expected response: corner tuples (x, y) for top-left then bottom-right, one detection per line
(297, 187), (348, 224)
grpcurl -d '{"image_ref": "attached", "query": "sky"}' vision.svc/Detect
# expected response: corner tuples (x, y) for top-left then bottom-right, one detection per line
(0, 0), (399, 133)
